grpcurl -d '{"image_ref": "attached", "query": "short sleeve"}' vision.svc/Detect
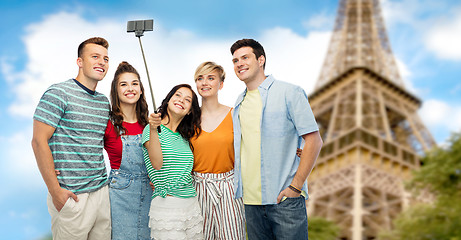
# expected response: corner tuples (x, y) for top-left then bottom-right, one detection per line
(287, 86), (319, 136)
(33, 86), (68, 128)
(142, 124), (151, 145)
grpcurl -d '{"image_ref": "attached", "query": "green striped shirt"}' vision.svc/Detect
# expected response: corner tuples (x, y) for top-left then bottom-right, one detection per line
(142, 124), (196, 199)
(33, 79), (110, 194)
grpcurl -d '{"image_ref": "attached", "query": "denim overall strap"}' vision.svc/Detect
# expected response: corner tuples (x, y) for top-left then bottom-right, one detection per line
(119, 134), (149, 176)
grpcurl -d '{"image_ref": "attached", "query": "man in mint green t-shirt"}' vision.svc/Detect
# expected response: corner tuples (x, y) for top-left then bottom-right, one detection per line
(32, 37), (111, 240)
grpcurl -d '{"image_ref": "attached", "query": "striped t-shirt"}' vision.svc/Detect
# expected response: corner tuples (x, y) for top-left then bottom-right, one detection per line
(142, 124), (196, 199)
(33, 79), (110, 194)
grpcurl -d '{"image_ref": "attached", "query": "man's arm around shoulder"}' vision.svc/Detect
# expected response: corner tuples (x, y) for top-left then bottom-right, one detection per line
(276, 131), (323, 203)
(31, 120), (78, 211)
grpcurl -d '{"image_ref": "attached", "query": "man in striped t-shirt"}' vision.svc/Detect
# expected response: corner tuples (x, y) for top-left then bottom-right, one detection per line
(32, 37), (111, 240)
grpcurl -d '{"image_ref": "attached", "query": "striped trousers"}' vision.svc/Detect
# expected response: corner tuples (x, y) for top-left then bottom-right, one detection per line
(193, 170), (246, 240)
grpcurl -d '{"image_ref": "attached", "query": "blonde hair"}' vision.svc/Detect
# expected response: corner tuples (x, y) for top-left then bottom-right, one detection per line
(194, 61), (226, 82)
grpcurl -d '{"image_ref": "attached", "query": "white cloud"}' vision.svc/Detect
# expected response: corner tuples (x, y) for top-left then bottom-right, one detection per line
(394, 57), (419, 94)
(0, 57), (20, 83)
(424, 9), (461, 61)
(4, 11), (128, 118)
(381, 0), (442, 28)
(381, 0), (461, 61)
(3, 11), (331, 117)
(381, 0), (421, 27)
(419, 99), (461, 133)
(261, 27), (330, 93)
(302, 12), (333, 30)
(0, 128), (42, 195)
(2, 11), (241, 117)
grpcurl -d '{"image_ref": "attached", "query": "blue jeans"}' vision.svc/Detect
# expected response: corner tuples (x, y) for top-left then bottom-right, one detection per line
(245, 196), (308, 240)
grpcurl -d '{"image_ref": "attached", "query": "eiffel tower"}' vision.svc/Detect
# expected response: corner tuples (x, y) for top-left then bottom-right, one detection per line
(307, 0), (436, 239)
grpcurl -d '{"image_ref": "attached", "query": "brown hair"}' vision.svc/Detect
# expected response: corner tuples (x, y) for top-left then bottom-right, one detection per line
(78, 37), (109, 57)
(230, 38), (266, 69)
(109, 61), (149, 136)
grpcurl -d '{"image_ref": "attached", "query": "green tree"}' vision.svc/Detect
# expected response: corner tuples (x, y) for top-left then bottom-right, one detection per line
(308, 216), (341, 240)
(38, 234), (52, 240)
(378, 133), (461, 240)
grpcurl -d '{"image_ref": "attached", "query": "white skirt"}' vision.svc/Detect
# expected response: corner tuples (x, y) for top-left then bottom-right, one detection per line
(149, 196), (204, 240)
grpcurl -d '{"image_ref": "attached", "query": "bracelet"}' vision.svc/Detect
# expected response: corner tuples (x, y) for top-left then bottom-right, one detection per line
(288, 184), (301, 194)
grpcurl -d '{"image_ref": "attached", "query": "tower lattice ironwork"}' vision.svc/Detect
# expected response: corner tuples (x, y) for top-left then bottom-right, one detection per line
(307, 0), (436, 239)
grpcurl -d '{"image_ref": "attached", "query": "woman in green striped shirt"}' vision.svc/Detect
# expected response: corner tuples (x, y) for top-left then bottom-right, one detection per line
(142, 84), (203, 239)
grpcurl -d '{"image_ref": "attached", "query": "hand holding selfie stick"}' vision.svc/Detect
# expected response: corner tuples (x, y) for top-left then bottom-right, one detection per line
(127, 19), (161, 133)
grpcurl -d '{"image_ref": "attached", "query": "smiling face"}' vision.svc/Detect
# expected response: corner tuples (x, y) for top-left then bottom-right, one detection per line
(77, 43), (109, 82)
(117, 72), (142, 106)
(167, 87), (193, 118)
(195, 70), (223, 98)
(232, 46), (264, 84)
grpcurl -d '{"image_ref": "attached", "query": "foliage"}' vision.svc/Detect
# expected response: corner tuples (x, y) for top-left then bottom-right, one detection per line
(308, 216), (341, 240)
(378, 133), (461, 240)
(409, 133), (461, 197)
(39, 234), (52, 240)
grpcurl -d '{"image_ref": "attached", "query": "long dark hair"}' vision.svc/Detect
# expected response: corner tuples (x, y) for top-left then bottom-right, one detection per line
(158, 84), (201, 141)
(109, 61), (149, 136)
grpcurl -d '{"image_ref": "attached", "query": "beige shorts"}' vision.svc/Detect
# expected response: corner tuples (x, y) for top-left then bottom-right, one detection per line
(47, 185), (111, 240)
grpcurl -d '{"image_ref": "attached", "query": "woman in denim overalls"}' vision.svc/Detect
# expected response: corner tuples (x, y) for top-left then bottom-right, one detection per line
(104, 62), (152, 240)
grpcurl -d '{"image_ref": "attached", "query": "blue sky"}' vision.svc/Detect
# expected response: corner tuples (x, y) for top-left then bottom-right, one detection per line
(1, 0), (460, 239)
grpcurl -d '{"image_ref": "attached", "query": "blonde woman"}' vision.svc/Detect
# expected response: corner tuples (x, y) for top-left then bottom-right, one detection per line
(191, 62), (246, 239)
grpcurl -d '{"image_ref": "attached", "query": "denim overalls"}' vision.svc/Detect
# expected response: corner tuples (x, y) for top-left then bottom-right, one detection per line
(109, 134), (152, 240)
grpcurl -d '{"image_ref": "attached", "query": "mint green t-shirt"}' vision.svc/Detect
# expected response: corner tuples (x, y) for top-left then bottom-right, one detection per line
(33, 79), (109, 194)
(142, 124), (196, 199)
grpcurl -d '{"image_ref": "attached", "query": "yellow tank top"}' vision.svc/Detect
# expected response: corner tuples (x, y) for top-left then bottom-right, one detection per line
(191, 110), (234, 173)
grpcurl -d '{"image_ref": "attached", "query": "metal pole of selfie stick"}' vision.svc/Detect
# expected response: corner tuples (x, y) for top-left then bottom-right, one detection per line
(127, 19), (160, 132)
(137, 37), (156, 111)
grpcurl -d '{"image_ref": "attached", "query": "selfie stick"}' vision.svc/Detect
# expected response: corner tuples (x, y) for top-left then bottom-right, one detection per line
(127, 19), (161, 132)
